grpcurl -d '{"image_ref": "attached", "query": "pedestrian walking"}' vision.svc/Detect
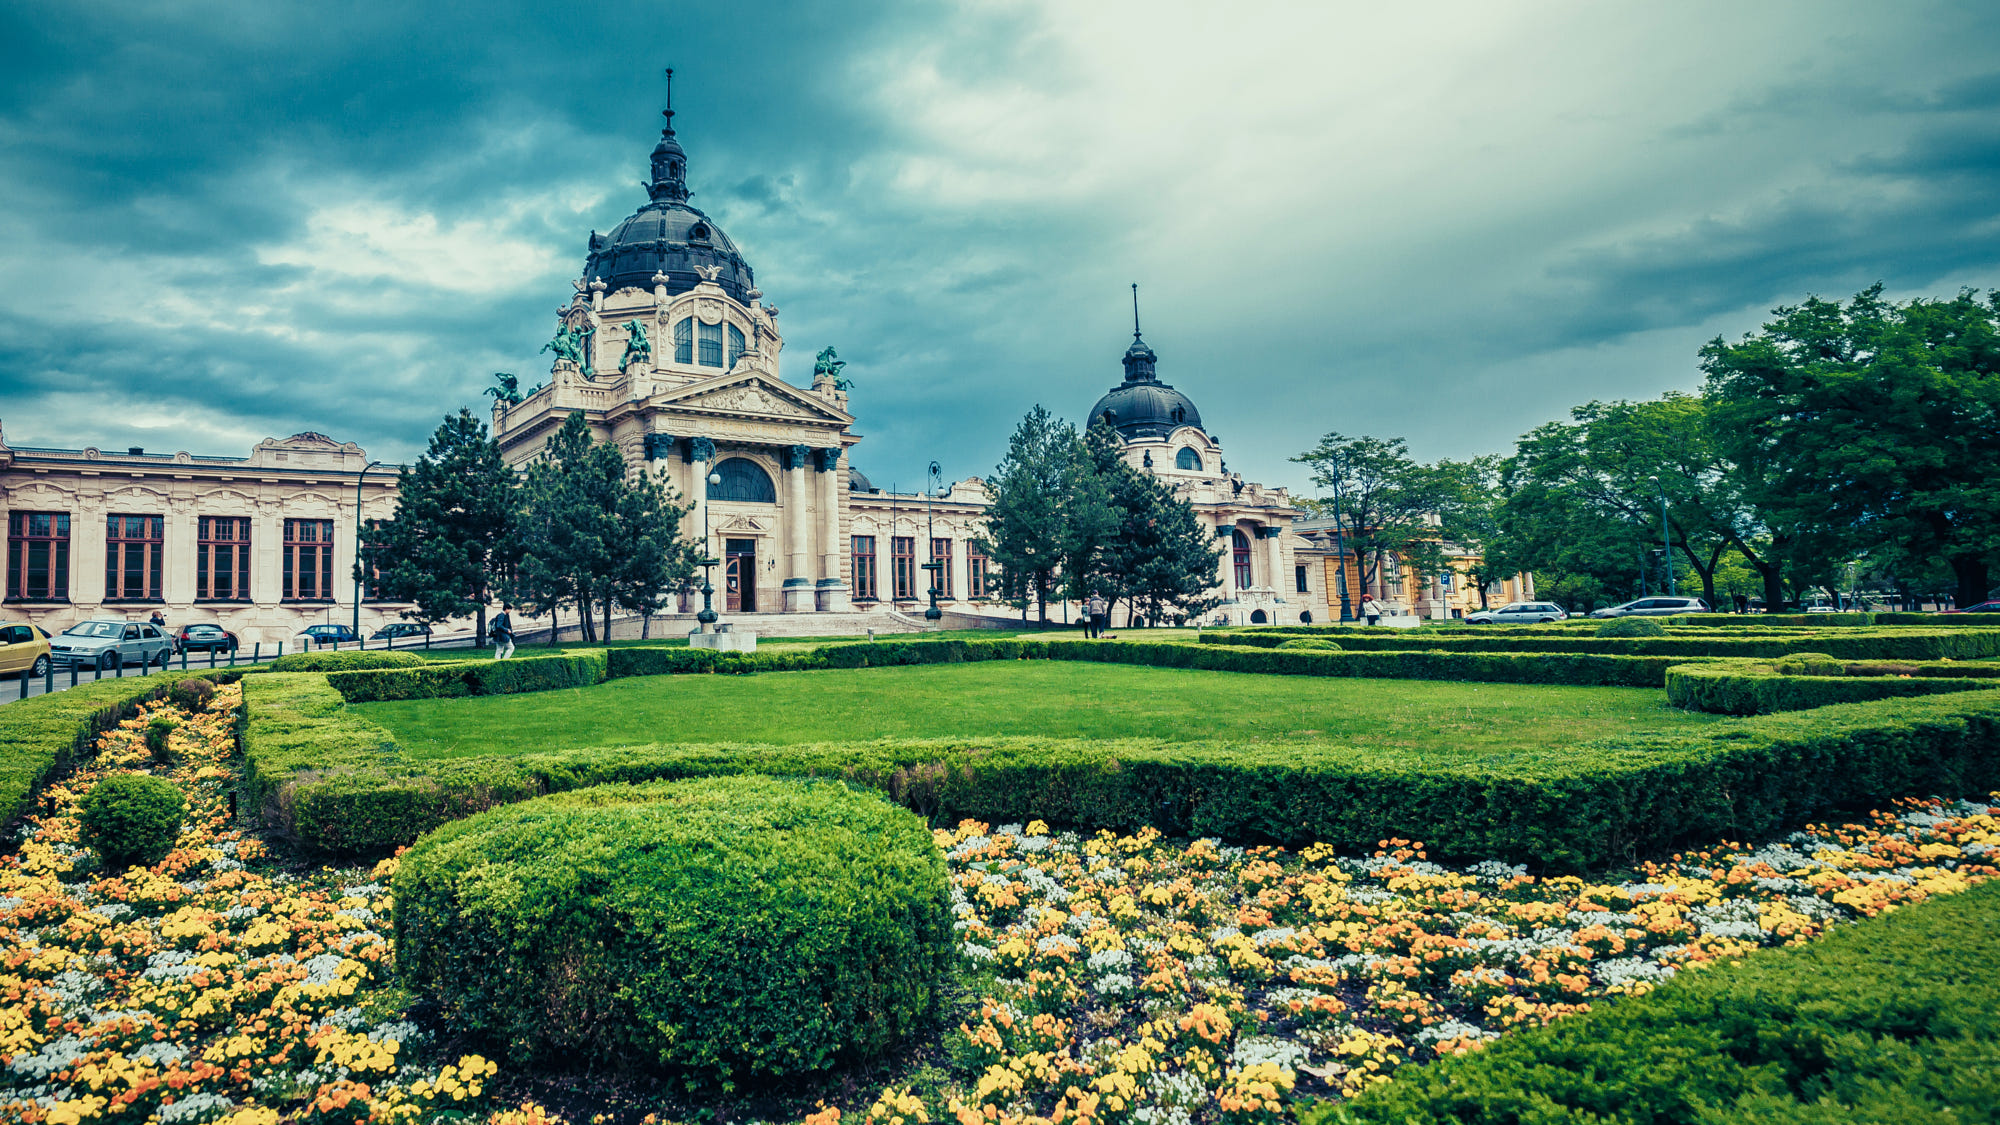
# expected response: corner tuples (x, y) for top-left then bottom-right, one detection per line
(1362, 597), (1382, 627)
(491, 607), (516, 660)
(148, 609), (167, 629)
(1086, 593), (1108, 639)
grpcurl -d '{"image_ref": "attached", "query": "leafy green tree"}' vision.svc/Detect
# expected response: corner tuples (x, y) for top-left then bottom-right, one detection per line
(1073, 421), (1220, 626)
(610, 467), (700, 638)
(512, 412), (627, 642)
(1702, 285), (2000, 609)
(1290, 434), (1453, 600)
(986, 406), (1079, 623)
(362, 408), (519, 645)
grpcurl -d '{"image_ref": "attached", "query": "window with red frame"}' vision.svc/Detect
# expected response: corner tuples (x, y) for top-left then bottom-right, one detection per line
(283, 518), (336, 601)
(6, 511), (70, 601)
(105, 514), (165, 600)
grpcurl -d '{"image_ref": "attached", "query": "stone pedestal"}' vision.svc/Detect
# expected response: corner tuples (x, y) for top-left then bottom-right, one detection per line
(816, 579), (852, 613)
(691, 626), (757, 652)
(782, 578), (816, 613)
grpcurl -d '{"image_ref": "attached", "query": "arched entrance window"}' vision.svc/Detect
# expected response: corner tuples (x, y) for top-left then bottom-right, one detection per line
(707, 457), (776, 503)
(1300, 611), (1313, 624)
(1176, 447), (1202, 470)
(1250, 609), (1267, 624)
(1231, 529), (1252, 589)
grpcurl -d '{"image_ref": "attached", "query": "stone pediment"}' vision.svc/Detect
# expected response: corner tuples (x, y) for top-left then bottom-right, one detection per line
(654, 373), (851, 426)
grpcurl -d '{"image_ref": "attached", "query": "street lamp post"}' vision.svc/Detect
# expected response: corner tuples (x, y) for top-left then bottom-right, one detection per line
(1328, 453), (1353, 622)
(351, 460), (383, 647)
(1648, 476), (1675, 597)
(697, 470), (722, 629)
(922, 460), (944, 623)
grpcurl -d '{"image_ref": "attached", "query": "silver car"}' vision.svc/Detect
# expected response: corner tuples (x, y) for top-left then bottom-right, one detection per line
(1464, 601), (1569, 625)
(1589, 596), (1712, 618)
(50, 619), (176, 671)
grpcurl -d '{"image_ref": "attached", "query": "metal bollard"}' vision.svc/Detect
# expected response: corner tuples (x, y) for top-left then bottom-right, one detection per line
(181, 647), (188, 670)
(208, 646), (216, 668)
(18, 670), (27, 700)
(44, 658), (54, 696)
(70, 660), (79, 688)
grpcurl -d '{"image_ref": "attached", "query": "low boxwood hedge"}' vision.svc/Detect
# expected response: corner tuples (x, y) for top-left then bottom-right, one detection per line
(393, 775), (951, 1080)
(241, 671), (2000, 870)
(0, 668), (243, 830)
(322, 652), (606, 702)
(1666, 661), (1998, 715)
(1320, 877), (2000, 1125)
(1204, 628), (2000, 660)
(267, 650), (427, 673)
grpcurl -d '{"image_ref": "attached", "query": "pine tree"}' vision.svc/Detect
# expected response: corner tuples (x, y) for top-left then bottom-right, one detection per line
(611, 467), (699, 637)
(986, 406), (1075, 623)
(512, 412), (626, 641)
(362, 408), (518, 645)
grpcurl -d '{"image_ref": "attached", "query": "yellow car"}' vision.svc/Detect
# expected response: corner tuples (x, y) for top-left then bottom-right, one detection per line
(0, 621), (54, 678)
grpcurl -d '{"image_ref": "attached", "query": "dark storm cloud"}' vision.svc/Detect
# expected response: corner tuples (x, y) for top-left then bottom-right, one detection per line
(3, 0), (1999, 496)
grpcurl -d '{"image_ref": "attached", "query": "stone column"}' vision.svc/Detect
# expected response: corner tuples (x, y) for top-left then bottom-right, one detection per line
(689, 437), (715, 565)
(73, 490), (107, 608)
(1265, 526), (1285, 601)
(783, 444), (815, 613)
(815, 448), (851, 611)
(165, 496), (198, 608)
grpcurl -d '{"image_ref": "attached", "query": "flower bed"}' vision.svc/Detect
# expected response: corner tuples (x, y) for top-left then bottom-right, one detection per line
(3, 679), (1996, 1123)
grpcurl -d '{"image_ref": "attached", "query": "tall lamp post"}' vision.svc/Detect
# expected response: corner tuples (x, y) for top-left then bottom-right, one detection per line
(922, 460), (944, 623)
(1648, 476), (1675, 597)
(351, 460), (383, 647)
(1328, 452), (1353, 622)
(697, 470), (722, 629)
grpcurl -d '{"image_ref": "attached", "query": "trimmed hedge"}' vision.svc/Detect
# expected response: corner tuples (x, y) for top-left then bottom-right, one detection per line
(268, 650), (427, 673)
(394, 776), (951, 1080)
(1322, 878), (2000, 1125)
(1666, 662), (1998, 715)
(1203, 628), (2000, 660)
(0, 669), (243, 830)
(1593, 617), (1667, 638)
(241, 672), (2000, 870)
(323, 652), (606, 702)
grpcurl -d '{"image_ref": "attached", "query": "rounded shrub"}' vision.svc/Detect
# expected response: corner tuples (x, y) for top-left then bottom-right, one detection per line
(80, 773), (187, 871)
(144, 715), (179, 765)
(1595, 617), (1668, 638)
(393, 776), (952, 1081)
(167, 677), (217, 712)
(1276, 637), (1343, 651)
(269, 650), (426, 673)
(1774, 651), (1845, 676)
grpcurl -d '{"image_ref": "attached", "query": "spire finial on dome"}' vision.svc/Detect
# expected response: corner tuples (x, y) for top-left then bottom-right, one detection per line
(1120, 282), (1158, 382)
(1132, 282), (1142, 342)
(649, 66), (689, 204)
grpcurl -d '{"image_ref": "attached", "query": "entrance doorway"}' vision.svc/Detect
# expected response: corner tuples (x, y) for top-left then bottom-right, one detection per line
(725, 539), (757, 612)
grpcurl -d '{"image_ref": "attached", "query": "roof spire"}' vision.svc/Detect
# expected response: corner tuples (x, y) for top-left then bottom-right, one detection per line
(1121, 282), (1157, 382)
(648, 66), (689, 204)
(1132, 282), (1142, 341)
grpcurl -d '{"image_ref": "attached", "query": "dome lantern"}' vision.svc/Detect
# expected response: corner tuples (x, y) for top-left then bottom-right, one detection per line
(1088, 284), (1202, 440)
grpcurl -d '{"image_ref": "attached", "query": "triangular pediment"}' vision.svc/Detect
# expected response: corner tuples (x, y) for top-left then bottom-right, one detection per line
(654, 372), (851, 425)
(718, 515), (769, 532)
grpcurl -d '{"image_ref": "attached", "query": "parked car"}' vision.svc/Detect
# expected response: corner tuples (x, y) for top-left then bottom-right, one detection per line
(371, 622), (432, 643)
(0, 622), (54, 678)
(49, 619), (175, 670)
(1463, 601), (1569, 625)
(1588, 596), (1713, 619)
(295, 623), (361, 649)
(175, 623), (239, 654)
(1943, 600), (2000, 614)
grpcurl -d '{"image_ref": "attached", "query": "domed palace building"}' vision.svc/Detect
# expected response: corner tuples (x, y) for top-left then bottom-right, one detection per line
(491, 102), (1313, 627)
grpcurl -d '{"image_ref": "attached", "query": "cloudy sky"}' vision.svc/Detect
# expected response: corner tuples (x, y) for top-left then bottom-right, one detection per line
(3, 0), (1997, 496)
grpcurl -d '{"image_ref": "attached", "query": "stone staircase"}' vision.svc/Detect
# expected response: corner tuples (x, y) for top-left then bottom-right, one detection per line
(523, 607), (937, 644)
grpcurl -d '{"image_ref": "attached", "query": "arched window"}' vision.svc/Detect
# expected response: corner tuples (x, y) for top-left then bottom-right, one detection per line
(1250, 609), (1267, 624)
(1232, 529), (1252, 590)
(673, 318), (693, 364)
(727, 323), (747, 368)
(1170, 406), (1185, 424)
(1300, 611), (1313, 624)
(1101, 410), (1116, 428)
(708, 457), (775, 503)
(698, 321), (724, 366)
(1175, 447), (1201, 471)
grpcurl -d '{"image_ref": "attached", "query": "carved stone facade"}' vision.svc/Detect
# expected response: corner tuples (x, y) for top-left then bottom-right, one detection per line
(0, 428), (403, 643)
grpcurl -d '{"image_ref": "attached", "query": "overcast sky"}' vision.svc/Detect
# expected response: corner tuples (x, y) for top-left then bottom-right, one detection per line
(3, 0), (1997, 496)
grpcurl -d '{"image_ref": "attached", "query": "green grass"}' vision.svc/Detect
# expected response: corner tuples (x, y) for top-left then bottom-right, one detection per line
(353, 660), (1726, 760)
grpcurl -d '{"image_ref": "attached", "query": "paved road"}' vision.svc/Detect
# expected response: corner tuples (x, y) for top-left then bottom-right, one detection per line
(0, 638), (484, 705)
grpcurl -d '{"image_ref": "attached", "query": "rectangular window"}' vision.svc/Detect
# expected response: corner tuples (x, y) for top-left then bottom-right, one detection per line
(851, 535), (877, 601)
(674, 317), (694, 364)
(197, 516), (253, 601)
(698, 320), (724, 366)
(930, 537), (953, 599)
(726, 323), (747, 368)
(891, 536), (916, 601)
(1296, 565), (1309, 594)
(104, 514), (165, 600)
(968, 544), (990, 599)
(5, 511), (70, 601)
(283, 518), (336, 601)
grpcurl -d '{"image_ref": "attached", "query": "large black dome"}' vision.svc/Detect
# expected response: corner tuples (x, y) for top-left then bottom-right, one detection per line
(1087, 332), (1204, 440)
(584, 103), (756, 303)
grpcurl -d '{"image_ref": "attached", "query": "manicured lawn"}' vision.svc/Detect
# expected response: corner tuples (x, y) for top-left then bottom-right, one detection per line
(353, 660), (1728, 759)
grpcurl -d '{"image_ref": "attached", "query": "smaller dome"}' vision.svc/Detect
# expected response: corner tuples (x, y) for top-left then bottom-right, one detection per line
(847, 467), (877, 493)
(1089, 381), (1203, 440)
